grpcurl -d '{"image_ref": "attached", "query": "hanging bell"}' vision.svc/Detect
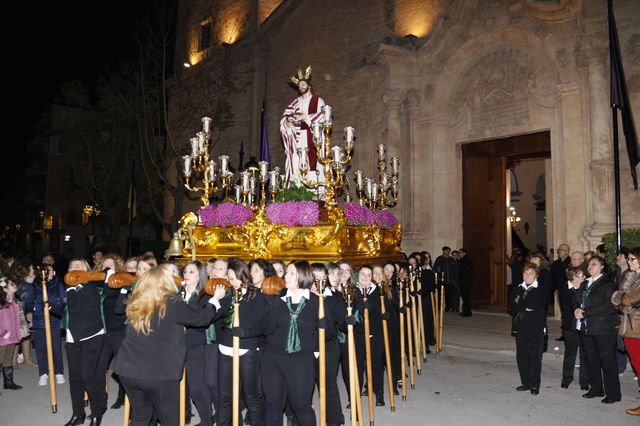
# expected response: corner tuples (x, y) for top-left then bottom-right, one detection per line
(165, 232), (184, 258)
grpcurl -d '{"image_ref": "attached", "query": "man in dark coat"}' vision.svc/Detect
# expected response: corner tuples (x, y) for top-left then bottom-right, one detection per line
(458, 248), (473, 317)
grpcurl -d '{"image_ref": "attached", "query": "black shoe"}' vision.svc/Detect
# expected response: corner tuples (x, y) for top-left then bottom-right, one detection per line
(361, 388), (368, 396)
(516, 386), (529, 391)
(582, 392), (604, 399)
(580, 384), (590, 391)
(426, 347), (432, 354)
(376, 396), (385, 407)
(346, 402), (351, 409)
(561, 383), (569, 389)
(392, 386), (399, 395)
(63, 414), (86, 426)
(89, 415), (102, 426)
(555, 336), (565, 342)
(110, 398), (124, 409)
(601, 397), (620, 404)
(530, 388), (539, 395)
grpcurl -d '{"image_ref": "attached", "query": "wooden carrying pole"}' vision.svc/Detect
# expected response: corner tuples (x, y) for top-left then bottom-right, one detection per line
(40, 269), (57, 413)
(379, 294), (395, 412)
(347, 305), (359, 426)
(352, 337), (364, 426)
(416, 276), (427, 363)
(363, 298), (375, 426)
(409, 274), (422, 375)
(398, 283), (407, 402)
(439, 286), (445, 353)
(318, 281), (327, 426)
(430, 291), (439, 355)
(405, 286), (415, 390)
(179, 368), (186, 426)
(122, 395), (130, 426)
(232, 290), (241, 426)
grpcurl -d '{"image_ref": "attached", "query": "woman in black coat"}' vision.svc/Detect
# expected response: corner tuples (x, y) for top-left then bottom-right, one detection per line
(510, 262), (547, 395)
(574, 256), (621, 403)
(112, 264), (224, 426)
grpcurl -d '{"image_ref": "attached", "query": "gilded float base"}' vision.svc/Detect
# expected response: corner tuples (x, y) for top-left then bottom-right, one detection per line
(176, 209), (403, 268)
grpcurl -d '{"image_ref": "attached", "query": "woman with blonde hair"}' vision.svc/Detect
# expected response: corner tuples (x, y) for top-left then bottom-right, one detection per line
(112, 264), (224, 426)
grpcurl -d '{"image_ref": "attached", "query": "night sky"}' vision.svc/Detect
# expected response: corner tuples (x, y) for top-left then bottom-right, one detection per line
(3, 0), (161, 193)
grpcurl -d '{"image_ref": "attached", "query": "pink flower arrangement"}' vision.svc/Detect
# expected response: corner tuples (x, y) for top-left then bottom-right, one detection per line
(199, 202), (254, 227)
(343, 203), (374, 226)
(374, 209), (398, 229)
(266, 201), (320, 227)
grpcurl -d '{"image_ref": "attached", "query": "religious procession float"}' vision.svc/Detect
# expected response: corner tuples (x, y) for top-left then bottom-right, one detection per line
(167, 69), (403, 266)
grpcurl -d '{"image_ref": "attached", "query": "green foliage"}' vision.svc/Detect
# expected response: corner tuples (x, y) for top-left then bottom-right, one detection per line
(274, 185), (315, 202)
(602, 228), (640, 269)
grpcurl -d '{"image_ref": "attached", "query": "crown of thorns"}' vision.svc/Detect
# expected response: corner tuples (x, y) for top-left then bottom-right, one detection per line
(288, 65), (312, 87)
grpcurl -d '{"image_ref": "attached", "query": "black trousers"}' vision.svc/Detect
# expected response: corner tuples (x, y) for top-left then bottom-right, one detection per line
(217, 349), (264, 426)
(460, 283), (472, 315)
(388, 320), (401, 382)
(338, 340), (350, 396)
(421, 295), (436, 346)
(515, 330), (544, 389)
(96, 329), (126, 405)
(445, 283), (460, 311)
(580, 333), (621, 400)
(120, 376), (179, 426)
(187, 345), (213, 426)
(355, 334), (385, 399)
(262, 351), (315, 426)
(66, 334), (107, 417)
(561, 329), (589, 386)
(314, 341), (344, 425)
(203, 344), (219, 419)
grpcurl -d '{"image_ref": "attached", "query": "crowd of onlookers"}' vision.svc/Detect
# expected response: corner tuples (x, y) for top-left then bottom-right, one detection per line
(508, 243), (640, 416)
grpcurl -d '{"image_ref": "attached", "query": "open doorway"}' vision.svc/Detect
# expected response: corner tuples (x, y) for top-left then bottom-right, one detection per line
(461, 131), (550, 309)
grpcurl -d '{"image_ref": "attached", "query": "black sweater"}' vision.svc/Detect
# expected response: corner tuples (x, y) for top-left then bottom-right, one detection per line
(509, 283), (547, 334)
(215, 290), (266, 351)
(263, 292), (334, 356)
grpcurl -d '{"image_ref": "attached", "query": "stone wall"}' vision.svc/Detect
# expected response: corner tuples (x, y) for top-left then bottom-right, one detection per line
(168, 0), (640, 254)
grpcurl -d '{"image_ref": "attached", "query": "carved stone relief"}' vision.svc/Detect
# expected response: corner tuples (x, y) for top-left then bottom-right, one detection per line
(449, 47), (557, 137)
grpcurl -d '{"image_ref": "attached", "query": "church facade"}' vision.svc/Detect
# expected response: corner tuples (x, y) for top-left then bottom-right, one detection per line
(167, 0), (639, 276)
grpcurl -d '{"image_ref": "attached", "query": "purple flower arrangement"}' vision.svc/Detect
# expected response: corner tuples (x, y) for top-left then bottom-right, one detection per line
(266, 201), (320, 227)
(343, 203), (374, 226)
(374, 209), (398, 229)
(199, 202), (255, 227)
(344, 203), (398, 229)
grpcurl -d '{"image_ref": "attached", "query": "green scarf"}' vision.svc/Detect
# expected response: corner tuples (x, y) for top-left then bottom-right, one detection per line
(285, 296), (307, 353)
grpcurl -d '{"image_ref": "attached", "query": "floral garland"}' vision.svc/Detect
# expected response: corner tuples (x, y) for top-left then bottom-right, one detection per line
(266, 201), (320, 227)
(199, 201), (396, 229)
(199, 202), (254, 227)
(343, 203), (398, 229)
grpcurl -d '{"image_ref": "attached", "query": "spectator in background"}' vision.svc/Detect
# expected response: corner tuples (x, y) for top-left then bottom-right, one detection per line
(458, 249), (473, 317)
(570, 251), (586, 270)
(434, 247), (457, 312)
(551, 244), (571, 342)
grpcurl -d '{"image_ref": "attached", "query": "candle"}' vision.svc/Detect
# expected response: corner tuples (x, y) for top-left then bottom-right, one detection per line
(378, 144), (385, 161)
(344, 126), (355, 145)
(322, 105), (332, 124)
(234, 185), (242, 203)
(381, 173), (389, 188)
(197, 132), (206, 153)
(331, 146), (341, 163)
(250, 176), (256, 193)
(190, 138), (199, 157)
(355, 170), (364, 189)
(371, 183), (379, 201)
(202, 117), (212, 134)
(391, 156), (400, 174)
(182, 155), (192, 177)
(207, 160), (216, 181)
(312, 122), (323, 140)
(365, 178), (373, 198)
(258, 161), (268, 179)
(242, 172), (250, 192)
(219, 155), (229, 174)
(269, 170), (279, 191)
(298, 147), (309, 171)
